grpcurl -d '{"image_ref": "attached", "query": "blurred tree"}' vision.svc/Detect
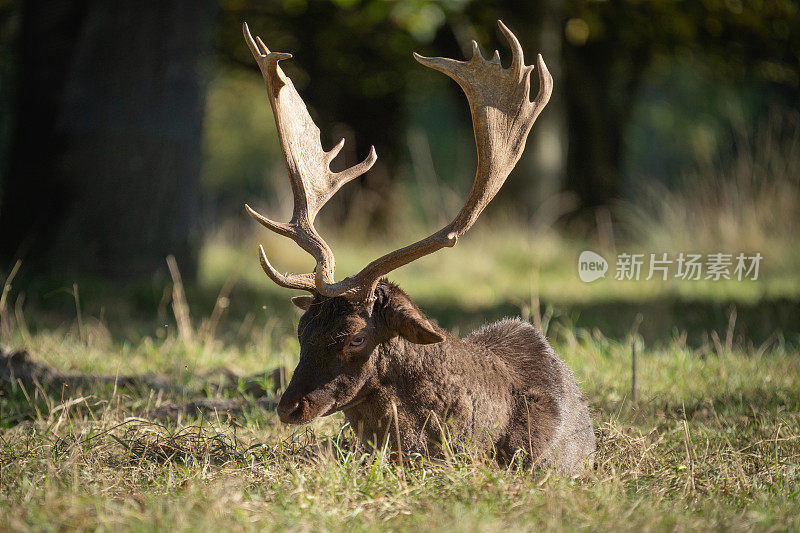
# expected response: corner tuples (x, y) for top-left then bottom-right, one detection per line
(0, 0), (214, 278)
(3, 0), (797, 279)
(217, 0), (799, 217)
(0, 1), (17, 186)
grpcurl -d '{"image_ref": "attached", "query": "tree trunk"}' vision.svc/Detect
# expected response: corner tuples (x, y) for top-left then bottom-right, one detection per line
(562, 42), (625, 210)
(0, 0), (213, 278)
(561, 15), (650, 212)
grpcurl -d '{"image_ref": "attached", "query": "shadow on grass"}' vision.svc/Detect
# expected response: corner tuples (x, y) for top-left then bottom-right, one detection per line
(0, 347), (281, 428)
(422, 297), (800, 347)
(603, 388), (800, 428)
(7, 274), (800, 347)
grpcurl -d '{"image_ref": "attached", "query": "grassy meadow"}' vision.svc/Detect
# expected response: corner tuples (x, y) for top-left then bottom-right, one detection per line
(1, 221), (799, 531)
(2, 130), (800, 531)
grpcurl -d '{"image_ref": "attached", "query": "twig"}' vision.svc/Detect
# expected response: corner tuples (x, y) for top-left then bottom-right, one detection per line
(631, 339), (637, 405)
(682, 407), (696, 495)
(167, 255), (193, 342)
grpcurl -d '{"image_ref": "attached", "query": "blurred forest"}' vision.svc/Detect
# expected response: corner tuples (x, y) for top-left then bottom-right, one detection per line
(0, 0), (798, 285)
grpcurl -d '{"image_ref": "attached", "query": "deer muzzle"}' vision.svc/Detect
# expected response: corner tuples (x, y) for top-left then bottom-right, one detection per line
(276, 388), (335, 425)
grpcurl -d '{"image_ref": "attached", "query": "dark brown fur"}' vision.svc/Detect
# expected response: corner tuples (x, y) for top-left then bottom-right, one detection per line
(277, 280), (595, 473)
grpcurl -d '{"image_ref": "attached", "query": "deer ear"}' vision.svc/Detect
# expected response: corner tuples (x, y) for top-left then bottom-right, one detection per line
(291, 295), (314, 311)
(381, 287), (444, 345)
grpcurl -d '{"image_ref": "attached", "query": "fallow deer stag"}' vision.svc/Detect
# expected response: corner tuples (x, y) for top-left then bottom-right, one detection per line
(243, 21), (594, 472)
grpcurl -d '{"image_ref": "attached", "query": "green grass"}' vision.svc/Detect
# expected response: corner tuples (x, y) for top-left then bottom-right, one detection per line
(1, 252), (799, 530)
(1, 330), (798, 530)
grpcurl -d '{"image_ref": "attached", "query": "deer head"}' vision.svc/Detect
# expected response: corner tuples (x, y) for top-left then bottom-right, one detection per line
(243, 21), (552, 424)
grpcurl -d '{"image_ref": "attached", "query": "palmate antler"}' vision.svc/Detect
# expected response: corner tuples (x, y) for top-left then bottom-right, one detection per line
(245, 20), (552, 304)
(242, 22), (376, 292)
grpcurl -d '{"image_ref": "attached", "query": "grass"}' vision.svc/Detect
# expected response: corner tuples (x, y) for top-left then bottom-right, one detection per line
(1, 334), (798, 530)
(1, 251), (799, 530)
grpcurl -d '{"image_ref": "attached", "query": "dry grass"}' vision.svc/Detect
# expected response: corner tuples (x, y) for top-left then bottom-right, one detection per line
(1, 386), (798, 530)
(202, 116), (800, 312)
(620, 114), (800, 277)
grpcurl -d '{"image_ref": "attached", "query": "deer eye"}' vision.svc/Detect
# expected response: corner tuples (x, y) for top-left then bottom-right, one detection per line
(349, 336), (366, 347)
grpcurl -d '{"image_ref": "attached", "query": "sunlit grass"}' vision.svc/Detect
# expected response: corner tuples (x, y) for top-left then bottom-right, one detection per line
(1, 304), (798, 530)
(2, 220), (799, 529)
(200, 214), (800, 312)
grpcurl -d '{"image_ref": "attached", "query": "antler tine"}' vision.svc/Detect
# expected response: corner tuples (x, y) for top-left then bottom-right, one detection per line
(243, 22), (377, 293)
(315, 20), (553, 304)
(532, 53), (553, 116)
(244, 203), (293, 237)
(498, 20), (525, 79)
(258, 245), (317, 291)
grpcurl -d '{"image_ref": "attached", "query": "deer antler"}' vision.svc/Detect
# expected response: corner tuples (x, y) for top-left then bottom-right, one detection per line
(242, 22), (376, 292)
(245, 20), (552, 304)
(314, 20), (552, 302)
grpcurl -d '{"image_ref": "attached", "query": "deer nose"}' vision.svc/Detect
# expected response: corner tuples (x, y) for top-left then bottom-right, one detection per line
(277, 397), (302, 424)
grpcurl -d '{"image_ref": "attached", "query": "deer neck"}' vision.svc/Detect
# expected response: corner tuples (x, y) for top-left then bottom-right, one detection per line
(375, 334), (456, 382)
